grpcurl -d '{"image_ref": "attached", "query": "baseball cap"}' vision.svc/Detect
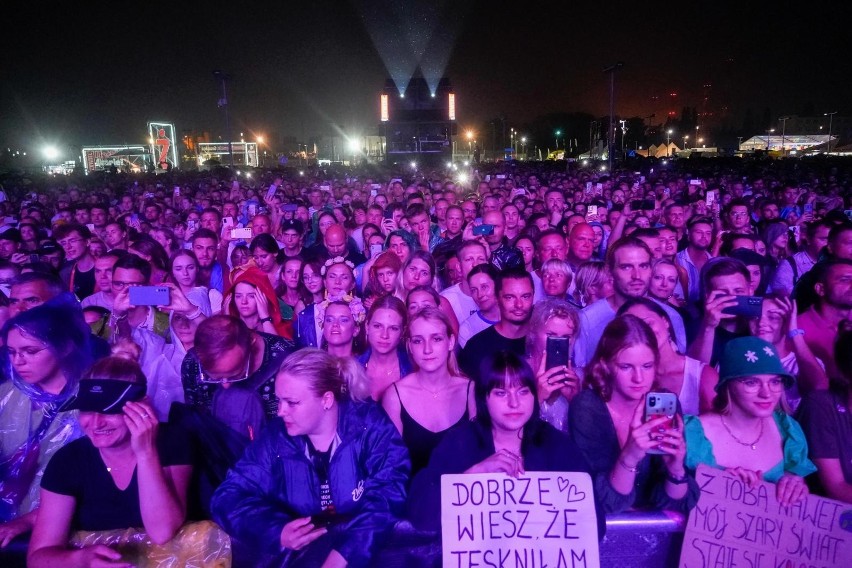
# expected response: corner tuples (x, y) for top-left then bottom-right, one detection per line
(59, 379), (146, 414)
(0, 228), (21, 243)
(281, 219), (304, 234)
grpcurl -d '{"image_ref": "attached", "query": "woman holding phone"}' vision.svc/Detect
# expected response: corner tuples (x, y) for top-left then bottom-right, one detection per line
(569, 315), (698, 514)
(525, 299), (582, 432)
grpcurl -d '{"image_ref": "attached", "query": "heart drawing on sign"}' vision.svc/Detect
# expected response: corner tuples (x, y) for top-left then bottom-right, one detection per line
(557, 476), (586, 502)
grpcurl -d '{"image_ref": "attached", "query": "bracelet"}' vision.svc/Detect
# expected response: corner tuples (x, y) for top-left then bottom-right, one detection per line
(259, 316), (273, 324)
(618, 458), (640, 473)
(666, 471), (690, 485)
(110, 312), (128, 322)
(787, 328), (805, 339)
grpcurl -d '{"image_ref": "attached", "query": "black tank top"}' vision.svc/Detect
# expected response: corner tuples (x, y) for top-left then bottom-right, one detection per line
(394, 380), (472, 475)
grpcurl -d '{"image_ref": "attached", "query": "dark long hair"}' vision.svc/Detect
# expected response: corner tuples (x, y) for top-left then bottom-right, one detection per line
(475, 350), (545, 444)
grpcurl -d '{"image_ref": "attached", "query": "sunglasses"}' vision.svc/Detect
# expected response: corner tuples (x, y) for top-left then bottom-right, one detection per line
(198, 358), (251, 384)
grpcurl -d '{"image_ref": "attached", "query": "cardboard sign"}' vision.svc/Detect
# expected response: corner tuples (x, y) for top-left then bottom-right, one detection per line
(441, 472), (599, 568)
(680, 464), (851, 567)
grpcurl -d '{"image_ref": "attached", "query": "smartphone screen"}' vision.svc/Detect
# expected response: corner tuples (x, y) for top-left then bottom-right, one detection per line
(369, 243), (383, 258)
(644, 392), (677, 454)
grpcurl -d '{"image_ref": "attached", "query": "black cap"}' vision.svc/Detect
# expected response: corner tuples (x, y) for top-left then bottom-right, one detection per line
(0, 228), (21, 243)
(37, 240), (61, 255)
(281, 219), (304, 234)
(59, 379), (146, 414)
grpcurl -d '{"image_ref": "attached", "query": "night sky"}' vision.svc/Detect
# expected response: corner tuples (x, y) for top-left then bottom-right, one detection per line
(2, 1), (850, 151)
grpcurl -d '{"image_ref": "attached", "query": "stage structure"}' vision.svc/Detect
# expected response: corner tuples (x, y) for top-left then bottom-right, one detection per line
(379, 72), (457, 165)
(81, 146), (151, 174)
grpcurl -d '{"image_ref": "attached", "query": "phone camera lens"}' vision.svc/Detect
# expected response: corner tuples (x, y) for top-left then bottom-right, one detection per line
(648, 397), (656, 407)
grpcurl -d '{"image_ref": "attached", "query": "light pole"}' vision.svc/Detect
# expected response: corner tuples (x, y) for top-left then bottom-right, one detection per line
(555, 130), (562, 149)
(603, 61), (624, 172)
(825, 111), (837, 155)
(765, 129), (775, 151)
(212, 70), (234, 168)
(521, 137), (527, 160)
(466, 130), (474, 161)
(666, 129), (673, 156)
(779, 116), (790, 157)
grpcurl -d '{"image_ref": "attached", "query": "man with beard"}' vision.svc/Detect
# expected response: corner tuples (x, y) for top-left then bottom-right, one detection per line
(799, 259), (852, 380)
(574, 237), (687, 369)
(676, 216), (713, 308)
(459, 268), (534, 381)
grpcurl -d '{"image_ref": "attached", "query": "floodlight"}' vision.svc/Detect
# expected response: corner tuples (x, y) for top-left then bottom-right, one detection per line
(458, 173), (468, 183)
(43, 146), (59, 160)
(348, 138), (360, 153)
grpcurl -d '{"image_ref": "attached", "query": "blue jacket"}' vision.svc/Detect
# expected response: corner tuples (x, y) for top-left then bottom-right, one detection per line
(210, 400), (410, 567)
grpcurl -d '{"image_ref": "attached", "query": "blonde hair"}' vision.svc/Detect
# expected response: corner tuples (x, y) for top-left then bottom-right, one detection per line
(277, 347), (369, 402)
(407, 307), (465, 378)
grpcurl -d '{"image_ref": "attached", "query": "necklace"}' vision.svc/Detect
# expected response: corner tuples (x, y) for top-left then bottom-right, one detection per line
(720, 416), (764, 450)
(418, 378), (449, 399)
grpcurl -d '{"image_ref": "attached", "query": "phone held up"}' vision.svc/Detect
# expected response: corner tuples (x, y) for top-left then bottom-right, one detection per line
(721, 295), (763, 318)
(644, 392), (678, 455)
(545, 336), (571, 372)
(472, 224), (494, 236)
(129, 286), (171, 307)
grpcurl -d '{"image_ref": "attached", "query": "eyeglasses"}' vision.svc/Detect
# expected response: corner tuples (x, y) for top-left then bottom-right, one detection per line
(58, 237), (83, 247)
(735, 377), (786, 393)
(198, 358), (251, 384)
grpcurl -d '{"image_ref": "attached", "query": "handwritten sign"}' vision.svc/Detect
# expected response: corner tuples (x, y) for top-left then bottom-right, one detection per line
(441, 472), (599, 568)
(680, 464), (852, 568)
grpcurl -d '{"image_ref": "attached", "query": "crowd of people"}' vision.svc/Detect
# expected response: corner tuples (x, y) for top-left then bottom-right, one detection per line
(0, 155), (851, 566)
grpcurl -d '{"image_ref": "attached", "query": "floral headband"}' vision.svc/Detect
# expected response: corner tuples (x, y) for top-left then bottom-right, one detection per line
(315, 292), (367, 327)
(320, 256), (356, 277)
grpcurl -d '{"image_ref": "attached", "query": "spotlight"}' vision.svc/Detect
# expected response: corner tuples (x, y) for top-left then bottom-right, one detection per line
(299, 171), (304, 176)
(463, 161), (469, 167)
(600, 166), (606, 171)
(410, 161), (417, 169)
(430, 93), (436, 98)
(446, 162), (453, 168)
(582, 160), (589, 166)
(43, 146), (59, 160)
(246, 173), (252, 178)
(458, 173), (468, 183)
(347, 138), (360, 153)
(400, 93), (405, 98)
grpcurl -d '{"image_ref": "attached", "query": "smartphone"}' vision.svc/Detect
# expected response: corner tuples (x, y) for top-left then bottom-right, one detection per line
(545, 336), (571, 371)
(496, 174), (507, 180)
(247, 203), (257, 217)
(485, 175), (492, 182)
(319, 185), (331, 192)
(222, 216), (234, 229)
(595, 183), (603, 193)
(310, 511), (350, 529)
(266, 185), (278, 200)
(370, 189), (378, 197)
(129, 286), (171, 306)
(231, 227), (253, 240)
(86, 223), (96, 232)
(721, 295), (764, 318)
(689, 179), (702, 186)
(390, 178), (402, 185)
(844, 210), (852, 221)
(369, 243), (383, 258)
(663, 188), (672, 198)
(130, 213), (139, 224)
(586, 205), (598, 219)
(187, 219), (198, 231)
(705, 190), (717, 207)
(804, 203), (814, 215)
(585, 182), (593, 193)
(174, 186), (181, 196)
(282, 204), (298, 212)
(371, 183), (382, 190)
(382, 209), (394, 220)
(472, 224), (494, 236)
(29, 253), (39, 264)
(644, 392), (678, 454)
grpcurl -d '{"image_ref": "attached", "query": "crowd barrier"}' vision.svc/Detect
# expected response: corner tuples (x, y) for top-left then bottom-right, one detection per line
(375, 510), (687, 568)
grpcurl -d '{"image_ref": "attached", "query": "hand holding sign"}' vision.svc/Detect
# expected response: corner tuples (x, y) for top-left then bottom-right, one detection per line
(464, 449), (525, 478)
(441, 472), (600, 568)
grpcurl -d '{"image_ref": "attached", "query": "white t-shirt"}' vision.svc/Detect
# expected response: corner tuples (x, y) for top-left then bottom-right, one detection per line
(458, 311), (499, 348)
(440, 284), (478, 324)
